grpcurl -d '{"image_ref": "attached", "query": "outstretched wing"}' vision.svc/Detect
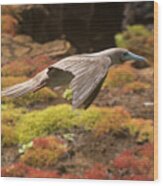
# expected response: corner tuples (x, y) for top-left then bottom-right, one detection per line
(52, 55), (111, 108)
(1, 67), (74, 98)
(1, 69), (49, 97)
(2, 54), (111, 109)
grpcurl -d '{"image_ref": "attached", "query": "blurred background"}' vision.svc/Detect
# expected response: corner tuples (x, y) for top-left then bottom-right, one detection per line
(1, 1), (154, 180)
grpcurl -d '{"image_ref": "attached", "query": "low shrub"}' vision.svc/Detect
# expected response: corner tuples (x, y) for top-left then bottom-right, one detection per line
(16, 104), (78, 144)
(112, 143), (154, 180)
(2, 125), (18, 147)
(15, 104), (102, 144)
(115, 25), (154, 64)
(93, 106), (131, 136)
(122, 81), (151, 94)
(15, 103), (153, 145)
(1, 104), (26, 126)
(83, 163), (109, 179)
(93, 108), (153, 143)
(103, 64), (137, 89)
(2, 143), (153, 180)
(1, 162), (60, 178)
(78, 106), (102, 130)
(17, 104), (129, 145)
(125, 118), (153, 143)
(2, 55), (56, 77)
(2, 163), (30, 177)
(20, 136), (67, 168)
(2, 15), (18, 36)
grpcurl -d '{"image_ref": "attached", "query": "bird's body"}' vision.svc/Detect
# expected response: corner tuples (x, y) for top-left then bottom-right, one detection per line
(2, 48), (147, 109)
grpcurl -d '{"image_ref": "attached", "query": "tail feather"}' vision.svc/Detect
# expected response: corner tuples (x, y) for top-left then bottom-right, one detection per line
(1, 78), (44, 98)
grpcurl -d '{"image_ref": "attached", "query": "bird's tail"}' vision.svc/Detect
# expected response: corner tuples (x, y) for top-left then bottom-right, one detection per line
(1, 78), (44, 98)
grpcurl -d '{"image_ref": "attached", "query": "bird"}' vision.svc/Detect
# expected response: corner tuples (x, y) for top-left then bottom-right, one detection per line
(1, 48), (147, 109)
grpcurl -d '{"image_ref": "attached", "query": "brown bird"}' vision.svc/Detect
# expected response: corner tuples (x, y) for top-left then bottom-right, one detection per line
(2, 48), (147, 109)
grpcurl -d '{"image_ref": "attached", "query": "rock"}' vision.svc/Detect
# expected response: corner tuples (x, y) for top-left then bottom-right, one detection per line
(1, 34), (75, 65)
(2, 2), (154, 52)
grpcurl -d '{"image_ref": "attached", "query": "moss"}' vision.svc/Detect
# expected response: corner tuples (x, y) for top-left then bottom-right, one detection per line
(2, 76), (28, 87)
(125, 119), (153, 143)
(122, 81), (151, 94)
(103, 64), (137, 89)
(78, 107), (104, 130)
(115, 25), (154, 64)
(93, 107), (153, 143)
(1, 104), (26, 126)
(2, 125), (18, 147)
(15, 104), (78, 144)
(20, 136), (67, 168)
(12, 88), (57, 107)
(93, 106), (131, 136)
(15, 104), (103, 144)
(62, 88), (73, 101)
(15, 103), (153, 145)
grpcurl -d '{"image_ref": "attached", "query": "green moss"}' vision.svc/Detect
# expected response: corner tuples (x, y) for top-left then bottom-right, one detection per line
(125, 119), (153, 143)
(2, 104), (27, 126)
(16, 104), (77, 144)
(115, 25), (154, 63)
(15, 104), (103, 144)
(2, 125), (18, 147)
(78, 107), (101, 130)
(63, 88), (73, 101)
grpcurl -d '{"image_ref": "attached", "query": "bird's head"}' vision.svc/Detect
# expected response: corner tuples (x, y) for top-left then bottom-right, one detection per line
(104, 48), (147, 65)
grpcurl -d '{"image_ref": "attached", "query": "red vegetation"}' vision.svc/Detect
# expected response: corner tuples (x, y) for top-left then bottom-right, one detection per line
(112, 143), (154, 180)
(2, 163), (31, 177)
(1, 162), (60, 178)
(2, 55), (57, 77)
(83, 163), (109, 179)
(20, 136), (68, 168)
(33, 136), (65, 149)
(2, 15), (18, 36)
(2, 143), (153, 180)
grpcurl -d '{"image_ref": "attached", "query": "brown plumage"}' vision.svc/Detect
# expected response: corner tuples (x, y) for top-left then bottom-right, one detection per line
(2, 48), (147, 109)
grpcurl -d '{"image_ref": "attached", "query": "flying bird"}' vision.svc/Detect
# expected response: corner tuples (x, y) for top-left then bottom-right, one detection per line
(2, 48), (147, 109)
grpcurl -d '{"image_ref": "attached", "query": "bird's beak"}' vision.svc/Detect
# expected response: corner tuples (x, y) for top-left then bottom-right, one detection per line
(127, 52), (148, 62)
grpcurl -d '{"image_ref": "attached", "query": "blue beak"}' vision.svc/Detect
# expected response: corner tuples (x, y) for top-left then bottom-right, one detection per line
(125, 52), (147, 62)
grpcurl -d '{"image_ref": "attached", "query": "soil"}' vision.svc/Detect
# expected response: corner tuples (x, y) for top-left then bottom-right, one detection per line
(54, 128), (136, 175)
(1, 147), (19, 167)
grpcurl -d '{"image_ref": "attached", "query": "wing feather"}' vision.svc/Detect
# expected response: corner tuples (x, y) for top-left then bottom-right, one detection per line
(52, 55), (111, 108)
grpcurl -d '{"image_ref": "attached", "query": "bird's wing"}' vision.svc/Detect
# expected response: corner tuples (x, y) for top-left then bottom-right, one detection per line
(1, 69), (49, 97)
(1, 65), (74, 98)
(51, 55), (111, 108)
(2, 54), (111, 109)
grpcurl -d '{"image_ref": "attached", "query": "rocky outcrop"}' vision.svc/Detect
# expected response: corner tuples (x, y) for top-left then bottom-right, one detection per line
(2, 2), (154, 53)
(1, 34), (75, 65)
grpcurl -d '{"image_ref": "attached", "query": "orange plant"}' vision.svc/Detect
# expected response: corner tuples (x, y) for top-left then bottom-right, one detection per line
(2, 55), (56, 77)
(103, 63), (137, 89)
(20, 136), (68, 168)
(112, 143), (154, 180)
(93, 106), (131, 136)
(2, 15), (18, 36)
(122, 81), (151, 94)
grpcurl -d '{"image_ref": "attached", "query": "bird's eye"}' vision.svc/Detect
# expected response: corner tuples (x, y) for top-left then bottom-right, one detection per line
(123, 52), (128, 57)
